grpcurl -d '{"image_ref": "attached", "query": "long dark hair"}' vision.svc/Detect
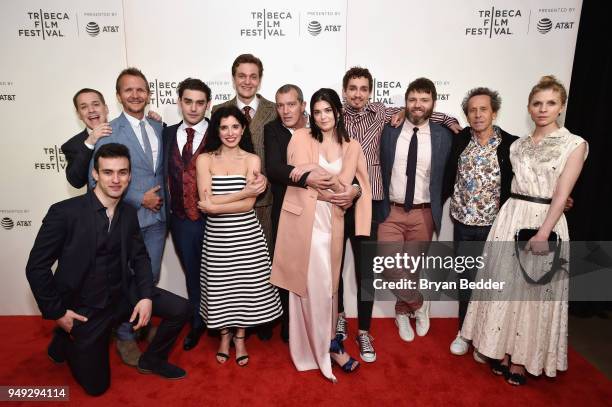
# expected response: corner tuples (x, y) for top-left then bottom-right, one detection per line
(309, 88), (350, 144)
(202, 105), (255, 153)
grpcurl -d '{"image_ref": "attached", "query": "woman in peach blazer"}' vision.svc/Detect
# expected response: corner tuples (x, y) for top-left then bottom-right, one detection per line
(271, 88), (371, 382)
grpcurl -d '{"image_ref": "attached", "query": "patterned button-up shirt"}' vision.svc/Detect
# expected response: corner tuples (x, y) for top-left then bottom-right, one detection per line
(450, 126), (502, 226)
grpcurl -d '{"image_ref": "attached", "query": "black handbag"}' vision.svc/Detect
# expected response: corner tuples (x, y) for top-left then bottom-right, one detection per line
(514, 228), (563, 285)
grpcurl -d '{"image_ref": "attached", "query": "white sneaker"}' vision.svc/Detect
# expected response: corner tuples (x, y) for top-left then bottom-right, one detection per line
(395, 313), (414, 342)
(449, 331), (469, 355)
(473, 349), (487, 364)
(414, 301), (430, 336)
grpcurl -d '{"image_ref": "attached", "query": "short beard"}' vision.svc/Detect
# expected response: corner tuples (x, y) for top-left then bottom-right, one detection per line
(406, 106), (433, 126)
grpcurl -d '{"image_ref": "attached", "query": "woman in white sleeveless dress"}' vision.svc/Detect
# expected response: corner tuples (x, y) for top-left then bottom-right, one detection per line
(461, 76), (588, 385)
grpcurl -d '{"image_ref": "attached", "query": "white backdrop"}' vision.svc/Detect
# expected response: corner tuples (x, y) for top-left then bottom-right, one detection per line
(0, 0), (582, 316)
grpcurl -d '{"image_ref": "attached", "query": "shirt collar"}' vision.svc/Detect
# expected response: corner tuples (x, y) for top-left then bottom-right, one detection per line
(179, 118), (208, 135)
(343, 102), (374, 116)
(469, 125), (501, 144)
(236, 95), (259, 112)
(89, 189), (123, 214)
(403, 117), (429, 132)
(124, 112), (145, 127)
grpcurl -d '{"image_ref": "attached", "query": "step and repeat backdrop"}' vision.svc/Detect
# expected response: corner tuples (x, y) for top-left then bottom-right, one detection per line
(0, 0), (582, 315)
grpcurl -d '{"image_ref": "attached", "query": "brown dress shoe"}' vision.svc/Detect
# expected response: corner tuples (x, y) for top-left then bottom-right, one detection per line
(116, 339), (142, 367)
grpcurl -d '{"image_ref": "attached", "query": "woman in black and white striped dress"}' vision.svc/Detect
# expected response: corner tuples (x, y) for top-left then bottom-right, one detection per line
(196, 106), (282, 366)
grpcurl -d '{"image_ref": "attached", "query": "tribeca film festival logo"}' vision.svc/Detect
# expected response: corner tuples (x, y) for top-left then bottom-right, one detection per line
(305, 11), (342, 36)
(18, 10), (71, 39)
(34, 145), (66, 172)
(149, 79), (178, 108)
(240, 10), (293, 38)
(372, 78), (403, 105)
(0, 210), (31, 230)
(0, 81), (15, 102)
(465, 7), (523, 38)
(82, 11), (120, 37)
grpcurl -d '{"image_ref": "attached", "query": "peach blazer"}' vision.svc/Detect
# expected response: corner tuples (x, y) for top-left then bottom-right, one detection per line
(270, 129), (372, 297)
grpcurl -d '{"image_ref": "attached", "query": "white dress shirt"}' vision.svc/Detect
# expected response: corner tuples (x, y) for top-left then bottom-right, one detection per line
(236, 96), (259, 119)
(125, 113), (159, 168)
(178, 119), (208, 154)
(389, 119), (432, 204)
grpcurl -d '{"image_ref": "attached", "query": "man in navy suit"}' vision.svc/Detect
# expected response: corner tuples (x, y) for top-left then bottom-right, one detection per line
(89, 68), (166, 366)
(378, 77), (452, 343)
(162, 78), (211, 350)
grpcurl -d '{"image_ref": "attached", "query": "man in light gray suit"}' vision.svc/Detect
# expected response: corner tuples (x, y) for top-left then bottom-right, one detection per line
(378, 77), (452, 343)
(89, 67), (166, 366)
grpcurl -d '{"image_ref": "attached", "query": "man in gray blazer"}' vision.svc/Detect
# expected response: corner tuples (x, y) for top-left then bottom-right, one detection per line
(378, 77), (452, 343)
(89, 67), (166, 366)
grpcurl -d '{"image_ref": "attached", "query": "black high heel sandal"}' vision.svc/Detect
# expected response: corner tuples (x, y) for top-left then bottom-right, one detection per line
(232, 335), (249, 367)
(216, 329), (232, 364)
(490, 359), (510, 376)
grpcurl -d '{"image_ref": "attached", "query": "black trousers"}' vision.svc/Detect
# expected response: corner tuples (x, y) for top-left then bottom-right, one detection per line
(337, 201), (382, 332)
(453, 220), (491, 329)
(53, 287), (189, 396)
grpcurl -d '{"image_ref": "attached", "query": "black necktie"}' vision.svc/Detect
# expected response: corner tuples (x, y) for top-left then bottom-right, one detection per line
(404, 127), (419, 212)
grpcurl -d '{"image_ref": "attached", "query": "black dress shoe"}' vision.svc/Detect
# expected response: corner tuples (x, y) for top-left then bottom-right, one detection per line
(137, 357), (186, 380)
(47, 328), (67, 364)
(256, 325), (273, 341)
(183, 327), (204, 351)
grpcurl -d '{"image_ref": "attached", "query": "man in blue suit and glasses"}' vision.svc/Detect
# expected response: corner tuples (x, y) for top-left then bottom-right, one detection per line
(89, 67), (166, 366)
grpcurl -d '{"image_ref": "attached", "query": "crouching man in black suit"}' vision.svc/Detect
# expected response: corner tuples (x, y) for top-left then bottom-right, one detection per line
(26, 143), (189, 396)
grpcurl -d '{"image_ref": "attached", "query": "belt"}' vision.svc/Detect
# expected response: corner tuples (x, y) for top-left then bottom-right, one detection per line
(391, 202), (431, 209)
(510, 193), (552, 205)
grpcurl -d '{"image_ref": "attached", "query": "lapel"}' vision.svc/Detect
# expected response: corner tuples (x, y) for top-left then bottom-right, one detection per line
(148, 117), (163, 172)
(429, 122), (442, 182)
(117, 113), (149, 168)
(252, 95), (273, 126)
(387, 123), (403, 170)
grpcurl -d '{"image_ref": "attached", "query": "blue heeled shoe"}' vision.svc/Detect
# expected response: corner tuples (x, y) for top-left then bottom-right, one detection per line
(330, 334), (360, 373)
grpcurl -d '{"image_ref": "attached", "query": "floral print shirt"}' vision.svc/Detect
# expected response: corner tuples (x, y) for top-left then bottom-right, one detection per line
(450, 126), (502, 226)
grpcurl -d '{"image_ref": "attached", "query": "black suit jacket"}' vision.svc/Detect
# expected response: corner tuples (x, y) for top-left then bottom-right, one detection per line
(263, 118), (308, 241)
(442, 126), (518, 207)
(26, 191), (154, 320)
(61, 129), (92, 189)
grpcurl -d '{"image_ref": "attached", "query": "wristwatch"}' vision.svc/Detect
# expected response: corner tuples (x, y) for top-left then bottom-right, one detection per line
(352, 183), (362, 199)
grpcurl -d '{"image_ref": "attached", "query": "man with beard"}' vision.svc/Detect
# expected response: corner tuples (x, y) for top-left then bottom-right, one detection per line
(337, 67), (460, 362)
(89, 67), (166, 366)
(378, 77), (452, 343)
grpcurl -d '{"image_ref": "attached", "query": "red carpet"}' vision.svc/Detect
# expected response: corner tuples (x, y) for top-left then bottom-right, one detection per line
(0, 316), (609, 406)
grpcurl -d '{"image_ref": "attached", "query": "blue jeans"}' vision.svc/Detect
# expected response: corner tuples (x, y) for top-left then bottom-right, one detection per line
(453, 220), (491, 330)
(116, 220), (166, 341)
(170, 214), (205, 329)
